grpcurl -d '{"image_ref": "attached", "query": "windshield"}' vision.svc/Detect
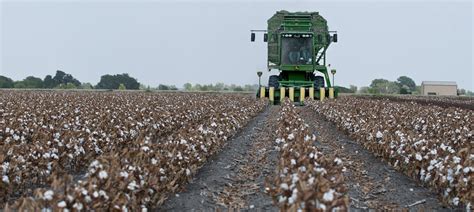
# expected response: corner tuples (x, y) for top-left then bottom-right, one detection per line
(281, 37), (313, 65)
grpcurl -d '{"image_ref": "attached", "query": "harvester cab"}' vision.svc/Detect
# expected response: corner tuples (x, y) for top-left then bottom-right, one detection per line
(251, 10), (338, 104)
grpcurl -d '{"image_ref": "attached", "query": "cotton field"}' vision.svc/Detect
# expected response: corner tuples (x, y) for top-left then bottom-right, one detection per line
(1, 90), (472, 210)
(0, 91), (266, 210)
(307, 96), (473, 207)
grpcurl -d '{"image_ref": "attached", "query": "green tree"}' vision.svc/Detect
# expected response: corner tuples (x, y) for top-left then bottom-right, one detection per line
(183, 83), (192, 91)
(0, 75), (14, 88)
(233, 86), (244, 92)
(158, 84), (169, 90)
(43, 75), (55, 88)
(335, 86), (354, 93)
(397, 76), (416, 92)
(96, 73), (139, 90)
(358, 86), (370, 94)
(79, 83), (93, 89)
(369, 79), (400, 94)
(349, 85), (358, 93)
(14, 81), (26, 88)
(18, 76), (44, 88)
(50, 70), (81, 87)
(56, 83), (77, 89)
(118, 83), (126, 90)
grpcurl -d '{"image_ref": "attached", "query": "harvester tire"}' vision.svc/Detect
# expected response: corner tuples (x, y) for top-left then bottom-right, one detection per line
(268, 75), (280, 89)
(313, 76), (325, 88)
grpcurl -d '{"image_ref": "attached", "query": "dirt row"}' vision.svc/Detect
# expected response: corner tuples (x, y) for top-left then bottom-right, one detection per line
(160, 106), (279, 211)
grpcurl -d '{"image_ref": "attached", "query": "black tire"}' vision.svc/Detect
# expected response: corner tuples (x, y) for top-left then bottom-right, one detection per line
(313, 76), (325, 88)
(268, 75), (280, 88)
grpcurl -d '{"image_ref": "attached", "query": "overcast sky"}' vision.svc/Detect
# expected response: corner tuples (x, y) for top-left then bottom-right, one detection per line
(1, 0), (472, 90)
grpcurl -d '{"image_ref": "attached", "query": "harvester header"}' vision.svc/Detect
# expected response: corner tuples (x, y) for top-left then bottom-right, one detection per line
(251, 10), (338, 104)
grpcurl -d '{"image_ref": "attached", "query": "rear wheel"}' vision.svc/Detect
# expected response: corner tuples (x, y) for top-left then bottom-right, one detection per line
(268, 75), (280, 88)
(313, 76), (325, 88)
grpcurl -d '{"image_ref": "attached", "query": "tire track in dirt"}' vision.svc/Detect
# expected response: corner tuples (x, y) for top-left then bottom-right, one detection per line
(298, 107), (451, 211)
(159, 106), (279, 211)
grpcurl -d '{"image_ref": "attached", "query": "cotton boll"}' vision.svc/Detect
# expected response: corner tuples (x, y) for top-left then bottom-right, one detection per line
(288, 133), (295, 140)
(376, 131), (383, 139)
(280, 183), (289, 190)
(98, 170), (108, 179)
(57, 201), (67, 208)
(415, 153), (422, 161)
(43, 190), (54, 201)
(2, 175), (9, 184)
(334, 158), (342, 165)
(322, 189), (335, 202)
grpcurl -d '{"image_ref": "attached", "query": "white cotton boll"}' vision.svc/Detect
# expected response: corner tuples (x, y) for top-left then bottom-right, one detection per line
(314, 167), (327, 175)
(415, 153), (422, 161)
(291, 159), (296, 165)
(280, 183), (289, 190)
(159, 168), (165, 174)
(151, 158), (158, 165)
(2, 175), (9, 183)
(453, 156), (461, 164)
(99, 190), (109, 199)
(57, 201), (67, 208)
(299, 166), (307, 172)
(99, 170), (108, 179)
(292, 174), (299, 184)
(186, 168), (191, 176)
(452, 197), (460, 206)
(376, 131), (383, 139)
(93, 191), (99, 198)
(141, 146), (150, 152)
(322, 189), (335, 202)
(308, 177), (315, 185)
(463, 167), (472, 173)
(128, 181), (138, 190)
(43, 190), (54, 201)
(309, 153), (314, 159)
(210, 122), (217, 127)
(180, 139), (187, 144)
(288, 133), (295, 140)
(120, 171), (129, 178)
(334, 158), (342, 165)
(278, 196), (287, 203)
(73, 202), (83, 210)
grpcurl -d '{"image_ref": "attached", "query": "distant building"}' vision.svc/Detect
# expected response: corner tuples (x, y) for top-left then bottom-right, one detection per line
(421, 81), (457, 96)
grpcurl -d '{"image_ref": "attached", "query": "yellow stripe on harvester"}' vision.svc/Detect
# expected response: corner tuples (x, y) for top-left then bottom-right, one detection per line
(320, 87), (325, 101)
(289, 87), (294, 102)
(260, 87), (266, 99)
(309, 87), (314, 99)
(269, 87), (274, 102)
(280, 87), (285, 101)
(300, 87), (305, 102)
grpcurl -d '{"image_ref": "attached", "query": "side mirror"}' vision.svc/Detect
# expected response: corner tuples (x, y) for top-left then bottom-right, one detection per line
(251, 33), (255, 42)
(263, 33), (268, 42)
(333, 34), (338, 43)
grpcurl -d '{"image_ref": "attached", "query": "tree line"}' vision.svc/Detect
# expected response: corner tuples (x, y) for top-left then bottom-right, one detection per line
(0, 70), (140, 90)
(0, 71), (258, 92)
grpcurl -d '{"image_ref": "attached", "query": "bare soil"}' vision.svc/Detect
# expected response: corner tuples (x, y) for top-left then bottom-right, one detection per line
(297, 106), (455, 211)
(159, 106), (279, 211)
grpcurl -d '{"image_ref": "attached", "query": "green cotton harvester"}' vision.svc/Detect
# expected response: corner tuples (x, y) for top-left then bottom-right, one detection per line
(251, 10), (338, 104)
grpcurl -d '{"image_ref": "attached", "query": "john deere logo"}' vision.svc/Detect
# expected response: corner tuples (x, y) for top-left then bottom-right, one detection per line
(295, 66), (299, 70)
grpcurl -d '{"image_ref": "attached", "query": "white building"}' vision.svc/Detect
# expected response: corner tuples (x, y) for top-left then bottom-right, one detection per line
(421, 81), (457, 96)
